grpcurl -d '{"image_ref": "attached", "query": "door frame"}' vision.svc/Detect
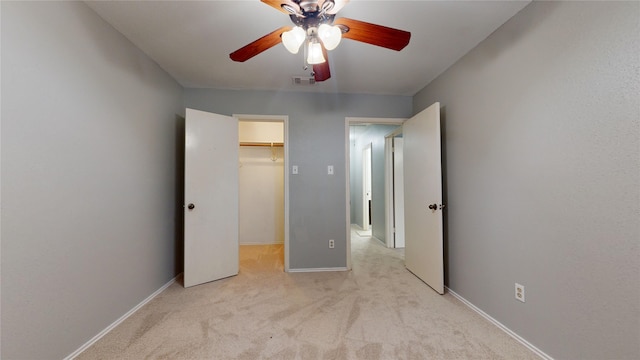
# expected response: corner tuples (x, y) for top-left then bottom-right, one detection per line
(384, 126), (404, 248)
(234, 114), (290, 271)
(344, 117), (406, 270)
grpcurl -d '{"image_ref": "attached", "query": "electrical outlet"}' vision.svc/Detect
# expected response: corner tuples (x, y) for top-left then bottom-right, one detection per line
(515, 283), (525, 303)
(329, 239), (335, 249)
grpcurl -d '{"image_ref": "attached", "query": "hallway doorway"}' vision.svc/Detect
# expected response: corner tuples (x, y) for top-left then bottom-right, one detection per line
(345, 117), (405, 270)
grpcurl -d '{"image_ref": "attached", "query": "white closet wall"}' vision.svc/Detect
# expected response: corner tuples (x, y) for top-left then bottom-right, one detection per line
(238, 122), (285, 245)
(239, 122), (283, 143)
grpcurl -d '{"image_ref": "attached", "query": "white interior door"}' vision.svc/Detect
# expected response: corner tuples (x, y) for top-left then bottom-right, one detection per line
(184, 108), (239, 288)
(362, 144), (372, 230)
(393, 137), (405, 248)
(384, 136), (394, 248)
(403, 102), (444, 294)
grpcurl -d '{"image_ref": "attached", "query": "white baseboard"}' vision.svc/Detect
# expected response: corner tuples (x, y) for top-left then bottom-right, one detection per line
(64, 275), (180, 360)
(372, 236), (385, 245)
(287, 267), (349, 273)
(446, 287), (554, 360)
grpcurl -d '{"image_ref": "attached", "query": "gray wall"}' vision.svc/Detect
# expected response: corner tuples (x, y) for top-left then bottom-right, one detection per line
(350, 125), (399, 242)
(413, 2), (639, 359)
(1, 2), (184, 359)
(184, 89), (411, 269)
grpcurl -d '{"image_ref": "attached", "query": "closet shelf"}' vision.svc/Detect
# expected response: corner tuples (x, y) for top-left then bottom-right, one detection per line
(240, 142), (283, 147)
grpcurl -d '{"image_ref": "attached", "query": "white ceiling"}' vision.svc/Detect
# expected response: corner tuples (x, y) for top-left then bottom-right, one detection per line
(86, 0), (530, 96)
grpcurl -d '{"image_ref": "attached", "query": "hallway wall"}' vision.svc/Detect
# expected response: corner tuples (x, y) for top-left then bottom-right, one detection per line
(349, 124), (400, 243)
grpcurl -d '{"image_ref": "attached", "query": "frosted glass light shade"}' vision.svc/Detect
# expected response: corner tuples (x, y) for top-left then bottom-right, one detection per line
(282, 26), (305, 54)
(307, 41), (326, 64)
(318, 24), (342, 51)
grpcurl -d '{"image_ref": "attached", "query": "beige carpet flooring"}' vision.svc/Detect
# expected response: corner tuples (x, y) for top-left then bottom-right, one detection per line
(76, 230), (539, 360)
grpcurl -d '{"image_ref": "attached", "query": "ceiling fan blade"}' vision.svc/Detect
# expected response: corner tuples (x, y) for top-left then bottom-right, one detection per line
(230, 26), (292, 62)
(313, 46), (331, 82)
(319, 0), (349, 14)
(334, 17), (411, 51)
(261, 0), (299, 14)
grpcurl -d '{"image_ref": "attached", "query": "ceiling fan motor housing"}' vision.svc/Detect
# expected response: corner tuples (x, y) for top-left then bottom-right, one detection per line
(288, 11), (335, 30)
(297, 0), (334, 13)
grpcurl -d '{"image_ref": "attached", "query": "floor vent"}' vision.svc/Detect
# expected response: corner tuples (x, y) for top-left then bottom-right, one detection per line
(292, 76), (316, 85)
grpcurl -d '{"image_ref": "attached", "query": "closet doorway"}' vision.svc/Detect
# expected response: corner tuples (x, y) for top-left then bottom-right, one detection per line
(236, 115), (289, 272)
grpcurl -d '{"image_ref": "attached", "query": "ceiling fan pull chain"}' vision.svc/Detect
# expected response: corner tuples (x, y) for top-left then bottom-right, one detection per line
(302, 39), (309, 71)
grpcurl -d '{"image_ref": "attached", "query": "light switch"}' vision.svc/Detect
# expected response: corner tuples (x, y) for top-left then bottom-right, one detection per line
(292, 165), (298, 174)
(328, 165), (334, 175)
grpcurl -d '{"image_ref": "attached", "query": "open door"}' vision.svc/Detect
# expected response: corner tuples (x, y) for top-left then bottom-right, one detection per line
(403, 102), (444, 294)
(184, 108), (239, 288)
(393, 137), (405, 248)
(362, 144), (372, 230)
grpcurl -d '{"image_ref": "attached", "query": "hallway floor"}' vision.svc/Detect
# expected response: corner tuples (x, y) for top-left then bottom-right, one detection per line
(76, 230), (538, 359)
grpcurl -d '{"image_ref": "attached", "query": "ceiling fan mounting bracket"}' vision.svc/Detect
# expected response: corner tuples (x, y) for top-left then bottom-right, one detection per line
(336, 24), (349, 34)
(298, 0), (334, 14)
(288, 12), (335, 30)
(299, 0), (319, 12)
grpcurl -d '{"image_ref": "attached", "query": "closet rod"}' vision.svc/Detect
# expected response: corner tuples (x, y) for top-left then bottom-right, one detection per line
(239, 142), (284, 147)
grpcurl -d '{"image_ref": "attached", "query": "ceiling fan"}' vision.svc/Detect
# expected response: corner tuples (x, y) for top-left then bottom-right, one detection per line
(229, 0), (411, 82)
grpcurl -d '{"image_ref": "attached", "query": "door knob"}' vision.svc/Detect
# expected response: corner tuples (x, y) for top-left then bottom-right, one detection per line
(187, 203), (195, 210)
(428, 204), (437, 210)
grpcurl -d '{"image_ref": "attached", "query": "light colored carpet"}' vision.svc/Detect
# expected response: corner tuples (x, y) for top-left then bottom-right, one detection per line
(75, 232), (538, 360)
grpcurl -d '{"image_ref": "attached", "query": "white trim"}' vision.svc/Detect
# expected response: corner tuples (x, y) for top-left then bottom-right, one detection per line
(287, 267), (349, 273)
(372, 236), (385, 245)
(64, 276), (179, 360)
(233, 114), (289, 122)
(384, 127), (404, 249)
(345, 119), (352, 270)
(446, 287), (554, 360)
(384, 136), (394, 248)
(283, 117), (290, 272)
(233, 114), (290, 272)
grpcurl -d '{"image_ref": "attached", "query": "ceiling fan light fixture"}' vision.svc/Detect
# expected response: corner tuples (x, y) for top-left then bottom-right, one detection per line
(307, 40), (326, 64)
(281, 26), (305, 54)
(318, 23), (342, 51)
